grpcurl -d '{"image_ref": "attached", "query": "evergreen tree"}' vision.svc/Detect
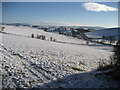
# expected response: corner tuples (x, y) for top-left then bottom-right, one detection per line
(50, 37), (52, 41)
(31, 34), (34, 38)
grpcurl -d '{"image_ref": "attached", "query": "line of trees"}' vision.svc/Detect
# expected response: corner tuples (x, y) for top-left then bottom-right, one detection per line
(31, 34), (46, 40)
(87, 35), (119, 46)
(31, 34), (56, 42)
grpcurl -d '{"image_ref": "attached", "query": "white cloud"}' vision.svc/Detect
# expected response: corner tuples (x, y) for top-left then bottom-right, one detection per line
(83, 2), (118, 12)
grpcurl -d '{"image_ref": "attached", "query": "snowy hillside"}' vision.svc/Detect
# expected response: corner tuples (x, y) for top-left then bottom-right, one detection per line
(86, 28), (120, 40)
(3, 25), (87, 44)
(0, 25), (118, 88)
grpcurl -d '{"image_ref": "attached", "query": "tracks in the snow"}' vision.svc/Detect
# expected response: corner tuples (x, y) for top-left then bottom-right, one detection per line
(0, 43), (57, 87)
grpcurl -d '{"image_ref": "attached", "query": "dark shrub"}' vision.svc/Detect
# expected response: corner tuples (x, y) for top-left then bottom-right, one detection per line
(31, 34), (34, 38)
(112, 46), (120, 70)
(53, 39), (56, 42)
(97, 45), (120, 82)
(50, 37), (53, 41)
(1, 26), (5, 31)
(43, 35), (46, 40)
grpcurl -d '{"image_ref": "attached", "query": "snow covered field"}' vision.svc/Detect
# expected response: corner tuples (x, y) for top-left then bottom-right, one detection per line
(0, 25), (118, 88)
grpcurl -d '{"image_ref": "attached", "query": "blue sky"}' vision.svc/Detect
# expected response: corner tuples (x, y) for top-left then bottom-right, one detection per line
(2, 2), (118, 27)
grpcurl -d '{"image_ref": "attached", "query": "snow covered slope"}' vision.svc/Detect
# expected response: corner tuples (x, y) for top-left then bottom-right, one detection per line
(0, 25), (118, 88)
(3, 25), (86, 44)
(86, 28), (120, 40)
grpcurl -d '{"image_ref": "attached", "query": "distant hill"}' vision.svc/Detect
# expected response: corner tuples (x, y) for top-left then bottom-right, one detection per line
(77, 26), (105, 30)
(2, 23), (31, 26)
(86, 28), (120, 40)
(2, 23), (104, 30)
